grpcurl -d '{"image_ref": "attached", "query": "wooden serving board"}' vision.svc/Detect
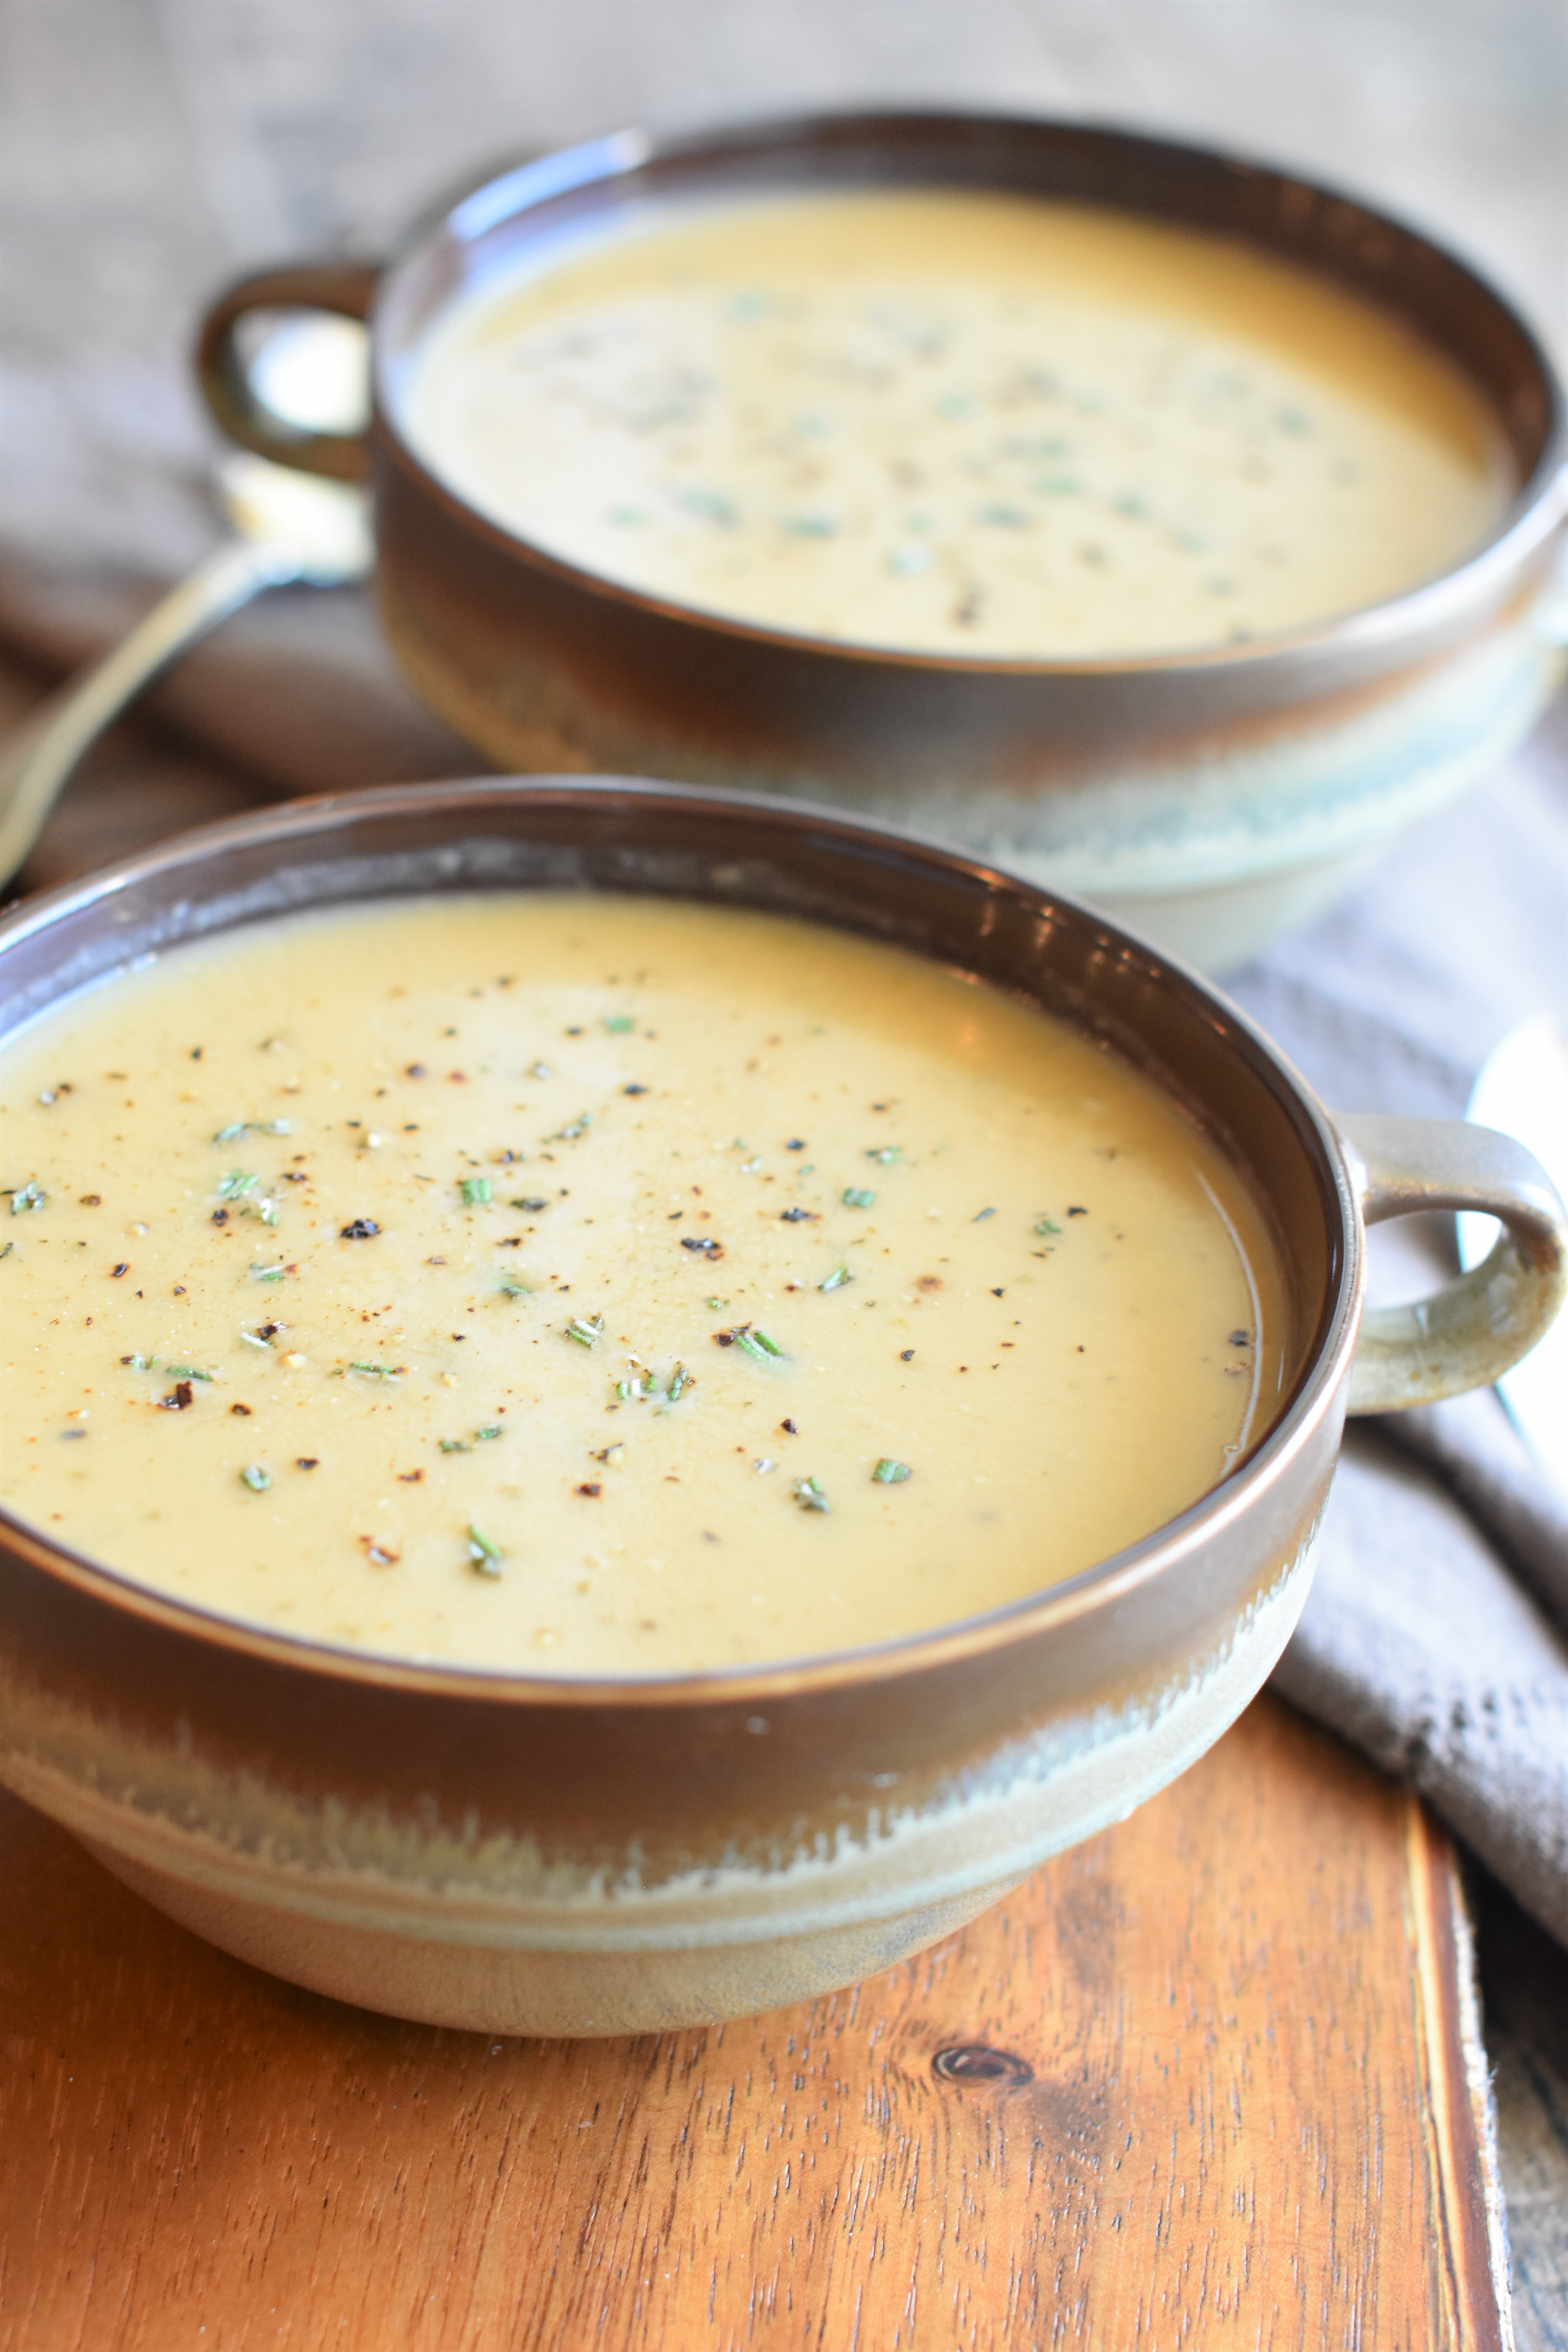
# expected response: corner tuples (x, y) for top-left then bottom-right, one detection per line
(0, 1697), (1507, 2350)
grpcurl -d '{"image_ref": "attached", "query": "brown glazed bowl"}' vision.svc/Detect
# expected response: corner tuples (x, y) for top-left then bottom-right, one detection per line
(198, 110), (1568, 971)
(0, 779), (1561, 2036)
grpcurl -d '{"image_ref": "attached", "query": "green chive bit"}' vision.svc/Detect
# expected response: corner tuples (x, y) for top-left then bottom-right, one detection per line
(213, 1122), (247, 1144)
(872, 1458), (913, 1485)
(467, 1524), (504, 1577)
(972, 1207), (996, 1224)
(665, 1363), (694, 1402)
(460, 1176), (492, 1208)
(9, 1180), (45, 1214)
(239, 1465), (271, 1493)
(705, 1295), (729, 1310)
(0, 1241), (13, 1261)
(792, 1475), (830, 1514)
(254, 1197), (280, 1227)
(348, 1361), (400, 1380)
(842, 1187), (876, 1210)
(601, 1015), (635, 1034)
(548, 1114), (593, 1143)
(217, 1171), (259, 1199)
(820, 1265), (853, 1294)
(497, 1279), (535, 1301)
(476, 1424), (503, 1442)
(250, 1263), (285, 1283)
(615, 1374), (644, 1402)
(120, 1352), (157, 1372)
(1033, 1216), (1062, 1237)
(866, 1146), (903, 1166)
(734, 1326), (787, 1365)
(565, 1315), (605, 1348)
(164, 1365), (214, 1383)
(439, 1438), (470, 1454)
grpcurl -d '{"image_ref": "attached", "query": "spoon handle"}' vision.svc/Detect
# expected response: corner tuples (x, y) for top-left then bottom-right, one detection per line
(0, 535), (300, 887)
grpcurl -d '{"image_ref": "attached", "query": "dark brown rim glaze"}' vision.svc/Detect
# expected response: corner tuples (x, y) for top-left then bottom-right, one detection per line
(363, 108), (1567, 677)
(0, 777), (1357, 1706)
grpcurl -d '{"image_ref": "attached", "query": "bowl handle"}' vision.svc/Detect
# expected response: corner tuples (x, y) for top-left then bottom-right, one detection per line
(1335, 1111), (1566, 1414)
(195, 261), (379, 484)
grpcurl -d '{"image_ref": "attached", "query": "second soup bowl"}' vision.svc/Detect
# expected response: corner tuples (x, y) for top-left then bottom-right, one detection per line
(0, 778), (1560, 2033)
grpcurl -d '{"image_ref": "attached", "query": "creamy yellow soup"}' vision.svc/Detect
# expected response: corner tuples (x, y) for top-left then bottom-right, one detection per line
(0, 896), (1288, 1673)
(402, 188), (1510, 659)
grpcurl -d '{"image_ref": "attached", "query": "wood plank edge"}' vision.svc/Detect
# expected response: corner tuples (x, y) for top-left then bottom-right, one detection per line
(1407, 1796), (1516, 2351)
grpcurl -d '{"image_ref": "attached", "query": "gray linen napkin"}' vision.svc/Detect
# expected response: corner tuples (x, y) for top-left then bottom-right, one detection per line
(3, 537), (1567, 1946)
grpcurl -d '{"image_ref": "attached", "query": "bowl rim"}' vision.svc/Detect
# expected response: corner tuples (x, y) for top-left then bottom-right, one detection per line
(368, 102), (1568, 681)
(0, 775), (1361, 1705)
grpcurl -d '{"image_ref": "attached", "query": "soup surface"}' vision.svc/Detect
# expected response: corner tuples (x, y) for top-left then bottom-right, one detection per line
(0, 895), (1288, 1674)
(402, 188), (1509, 659)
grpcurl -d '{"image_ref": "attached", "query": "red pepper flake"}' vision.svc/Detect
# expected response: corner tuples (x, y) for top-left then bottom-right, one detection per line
(159, 1382), (194, 1411)
(339, 1218), (381, 1240)
(79, 1194), (101, 1207)
(360, 1536), (400, 1566)
(575, 1482), (603, 1499)
(111, 1263), (129, 1278)
(296, 1455), (318, 1468)
(397, 1469), (424, 1483)
(231, 1403), (252, 1417)
(780, 1419), (798, 1435)
(405, 1063), (428, 1078)
(682, 1236), (724, 1259)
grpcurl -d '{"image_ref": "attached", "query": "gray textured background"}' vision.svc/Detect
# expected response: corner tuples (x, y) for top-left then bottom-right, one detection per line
(3, 2), (1567, 2341)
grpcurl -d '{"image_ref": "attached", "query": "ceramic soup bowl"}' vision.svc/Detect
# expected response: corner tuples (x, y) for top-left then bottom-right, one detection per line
(198, 110), (1568, 971)
(0, 779), (1561, 2035)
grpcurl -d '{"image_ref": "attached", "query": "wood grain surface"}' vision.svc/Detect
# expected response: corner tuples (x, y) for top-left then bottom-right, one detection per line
(0, 1695), (1506, 2351)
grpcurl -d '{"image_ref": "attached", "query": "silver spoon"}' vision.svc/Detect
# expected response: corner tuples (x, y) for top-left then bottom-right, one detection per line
(0, 314), (372, 886)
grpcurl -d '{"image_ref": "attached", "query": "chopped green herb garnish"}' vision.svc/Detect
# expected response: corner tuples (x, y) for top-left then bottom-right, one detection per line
(792, 1475), (830, 1514)
(250, 1263), (285, 1282)
(120, 1352), (158, 1371)
(565, 1315), (605, 1348)
(842, 1187), (876, 1209)
(972, 1206), (996, 1223)
(439, 1438), (470, 1454)
(705, 1295), (729, 1310)
(548, 1115), (593, 1143)
(0, 1241), (12, 1261)
(510, 1197), (551, 1213)
(9, 1181), (45, 1214)
(601, 1015), (635, 1033)
(1033, 1216), (1062, 1237)
(665, 1363), (694, 1402)
(819, 1265), (853, 1294)
(460, 1176), (492, 1208)
(615, 1375), (644, 1402)
(214, 1120), (290, 1143)
(734, 1325), (786, 1365)
(467, 1523), (504, 1576)
(239, 1464), (271, 1493)
(348, 1361), (400, 1380)
(238, 1332), (271, 1351)
(497, 1279), (533, 1300)
(164, 1364), (214, 1383)
(217, 1171), (259, 1199)
(476, 1424), (503, 1442)
(253, 1197), (280, 1227)
(865, 1146), (903, 1166)
(872, 1458), (913, 1485)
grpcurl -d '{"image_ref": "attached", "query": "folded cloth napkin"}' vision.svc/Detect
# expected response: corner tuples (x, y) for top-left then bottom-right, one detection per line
(2, 535), (1566, 1945)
